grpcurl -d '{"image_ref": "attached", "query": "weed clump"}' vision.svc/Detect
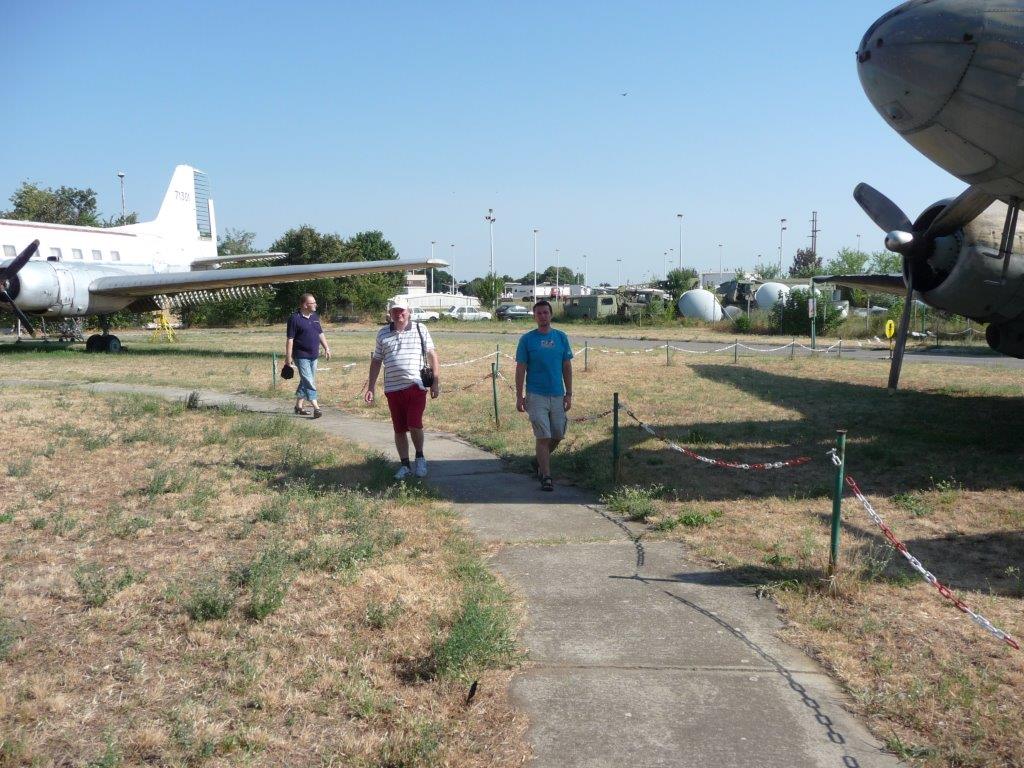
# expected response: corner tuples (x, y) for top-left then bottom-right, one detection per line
(602, 485), (663, 521)
(74, 564), (140, 607)
(233, 546), (292, 621)
(185, 577), (235, 621)
(655, 508), (723, 531)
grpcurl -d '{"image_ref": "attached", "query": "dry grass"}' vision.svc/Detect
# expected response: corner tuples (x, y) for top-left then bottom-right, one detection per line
(3, 324), (1024, 765)
(0, 387), (525, 767)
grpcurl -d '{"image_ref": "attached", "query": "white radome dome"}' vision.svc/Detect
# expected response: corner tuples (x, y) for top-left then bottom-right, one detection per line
(677, 289), (724, 322)
(754, 282), (790, 309)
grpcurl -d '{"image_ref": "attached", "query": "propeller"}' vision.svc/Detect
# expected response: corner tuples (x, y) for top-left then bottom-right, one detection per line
(853, 184), (995, 391)
(0, 239), (40, 336)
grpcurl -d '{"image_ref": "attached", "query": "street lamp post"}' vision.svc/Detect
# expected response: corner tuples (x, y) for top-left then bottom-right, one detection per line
(532, 229), (539, 302)
(582, 254), (587, 287)
(450, 243), (455, 294)
(485, 208), (496, 275)
(857, 233), (862, 253)
(555, 249), (560, 294)
(430, 240), (436, 293)
(718, 243), (723, 280)
(616, 258), (622, 286)
(668, 248), (674, 280)
(677, 213), (683, 269)
(117, 171), (126, 221)
(779, 218), (787, 272)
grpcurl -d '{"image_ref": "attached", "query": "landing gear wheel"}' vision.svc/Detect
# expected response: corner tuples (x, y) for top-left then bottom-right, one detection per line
(85, 334), (104, 352)
(104, 335), (121, 353)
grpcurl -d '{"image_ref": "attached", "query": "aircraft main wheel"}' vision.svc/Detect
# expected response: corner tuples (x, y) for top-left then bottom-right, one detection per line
(85, 334), (104, 352)
(104, 335), (122, 353)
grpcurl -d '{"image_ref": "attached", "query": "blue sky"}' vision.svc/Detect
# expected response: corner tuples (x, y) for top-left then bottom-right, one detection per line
(5, 1), (956, 284)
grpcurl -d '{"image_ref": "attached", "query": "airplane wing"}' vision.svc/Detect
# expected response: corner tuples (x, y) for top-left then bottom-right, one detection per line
(812, 274), (906, 296)
(90, 257), (447, 297)
(190, 252), (287, 269)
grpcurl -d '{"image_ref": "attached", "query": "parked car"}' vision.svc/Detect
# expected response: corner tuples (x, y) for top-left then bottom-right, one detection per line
(409, 307), (439, 322)
(445, 306), (492, 321)
(496, 303), (531, 320)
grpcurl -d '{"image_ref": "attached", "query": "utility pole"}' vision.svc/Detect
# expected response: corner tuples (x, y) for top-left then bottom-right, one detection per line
(582, 254), (587, 287)
(485, 208), (496, 275)
(532, 229), (539, 302)
(809, 211), (820, 258)
(555, 248), (560, 293)
(117, 171), (126, 221)
(779, 218), (787, 273)
(430, 240), (436, 292)
(857, 233), (862, 253)
(677, 213), (683, 269)
(450, 243), (455, 294)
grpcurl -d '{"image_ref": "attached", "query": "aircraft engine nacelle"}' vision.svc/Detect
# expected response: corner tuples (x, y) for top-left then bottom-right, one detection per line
(915, 201), (1024, 324)
(984, 321), (1024, 358)
(3, 261), (61, 312)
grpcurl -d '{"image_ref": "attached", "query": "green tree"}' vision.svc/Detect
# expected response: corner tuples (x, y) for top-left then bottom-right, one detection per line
(868, 250), (901, 273)
(664, 267), (698, 299)
(3, 182), (101, 226)
(789, 248), (822, 278)
(824, 247), (869, 276)
(473, 272), (505, 311)
(770, 288), (844, 335)
(753, 262), (782, 280)
(517, 266), (580, 285)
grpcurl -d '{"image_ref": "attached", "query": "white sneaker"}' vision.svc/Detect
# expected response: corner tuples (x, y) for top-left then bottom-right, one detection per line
(414, 457), (428, 477)
(394, 465), (412, 480)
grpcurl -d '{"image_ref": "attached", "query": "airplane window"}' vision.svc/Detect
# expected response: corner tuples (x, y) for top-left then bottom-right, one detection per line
(3, 245), (15, 258)
(111, 250), (121, 261)
(72, 249), (83, 259)
(92, 250), (102, 261)
(50, 247), (62, 259)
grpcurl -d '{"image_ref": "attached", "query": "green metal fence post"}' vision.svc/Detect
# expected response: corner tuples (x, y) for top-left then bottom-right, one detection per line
(491, 362), (500, 427)
(838, 338), (842, 359)
(733, 338), (739, 364)
(272, 353), (278, 389)
(666, 343), (670, 366)
(612, 392), (620, 484)
(790, 337), (796, 359)
(828, 429), (848, 576)
(584, 340), (589, 372)
(495, 344), (500, 375)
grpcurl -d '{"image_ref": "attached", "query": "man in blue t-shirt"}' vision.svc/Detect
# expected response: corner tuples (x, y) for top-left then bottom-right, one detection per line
(285, 293), (332, 418)
(515, 300), (573, 492)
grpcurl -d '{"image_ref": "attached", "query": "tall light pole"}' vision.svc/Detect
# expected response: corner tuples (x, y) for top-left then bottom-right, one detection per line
(616, 258), (622, 286)
(450, 243), (455, 294)
(555, 248), (560, 294)
(430, 240), (436, 292)
(779, 218), (787, 272)
(857, 233), (862, 253)
(668, 248), (674, 280)
(676, 213), (683, 269)
(532, 229), (539, 302)
(582, 254), (588, 287)
(117, 171), (126, 221)
(485, 208), (496, 275)
(663, 251), (669, 279)
(718, 243), (723, 280)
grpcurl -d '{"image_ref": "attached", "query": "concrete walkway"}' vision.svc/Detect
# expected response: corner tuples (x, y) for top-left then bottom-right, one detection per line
(5, 379), (901, 767)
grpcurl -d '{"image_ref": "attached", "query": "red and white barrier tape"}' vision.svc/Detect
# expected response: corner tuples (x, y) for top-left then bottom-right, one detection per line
(832, 452), (1020, 651)
(622, 405), (812, 470)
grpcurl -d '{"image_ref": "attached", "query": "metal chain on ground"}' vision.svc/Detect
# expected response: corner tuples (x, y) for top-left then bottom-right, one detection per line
(833, 455), (1020, 651)
(569, 408), (614, 424)
(621, 403), (812, 470)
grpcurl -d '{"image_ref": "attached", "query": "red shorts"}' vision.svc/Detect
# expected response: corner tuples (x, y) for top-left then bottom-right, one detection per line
(385, 385), (427, 432)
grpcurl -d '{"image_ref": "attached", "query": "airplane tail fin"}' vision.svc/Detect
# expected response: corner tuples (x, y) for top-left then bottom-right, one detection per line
(125, 165), (217, 262)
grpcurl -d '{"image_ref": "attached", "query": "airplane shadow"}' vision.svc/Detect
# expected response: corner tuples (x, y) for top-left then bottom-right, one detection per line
(556, 364), (1024, 500)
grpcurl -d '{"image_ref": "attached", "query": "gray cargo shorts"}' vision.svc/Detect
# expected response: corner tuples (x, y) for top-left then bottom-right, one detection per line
(525, 393), (567, 440)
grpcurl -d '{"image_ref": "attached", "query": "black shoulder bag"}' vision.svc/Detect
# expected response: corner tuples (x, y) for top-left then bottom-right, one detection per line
(416, 322), (435, 388)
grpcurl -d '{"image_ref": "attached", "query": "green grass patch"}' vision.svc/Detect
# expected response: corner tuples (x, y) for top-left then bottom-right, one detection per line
(229, 414), (301, 439)
(74, 564), (141, 608)
(184, 576), (236, 621)
(233, 546), (292, 621)
(655, 507), (722, 531)
(601, 485), (663, 521)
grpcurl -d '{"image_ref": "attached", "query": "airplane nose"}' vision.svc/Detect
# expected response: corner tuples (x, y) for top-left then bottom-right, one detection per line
(857, 0), (980, 133)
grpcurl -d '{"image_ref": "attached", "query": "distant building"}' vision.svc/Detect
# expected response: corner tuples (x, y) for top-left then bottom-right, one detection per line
(388, 271), (481, 312)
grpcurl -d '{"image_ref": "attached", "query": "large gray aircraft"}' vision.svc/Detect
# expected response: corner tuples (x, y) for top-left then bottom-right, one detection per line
(830, 0), (1024, 390)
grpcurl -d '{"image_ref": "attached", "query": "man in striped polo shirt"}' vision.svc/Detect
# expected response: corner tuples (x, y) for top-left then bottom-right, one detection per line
(365, 305), (441, 479)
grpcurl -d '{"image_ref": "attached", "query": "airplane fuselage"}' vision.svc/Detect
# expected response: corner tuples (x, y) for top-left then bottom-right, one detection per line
(858, 0), (1024, 200)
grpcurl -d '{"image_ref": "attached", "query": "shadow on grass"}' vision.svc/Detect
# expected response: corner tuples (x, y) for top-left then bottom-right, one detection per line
(551, 364), (1024, 501)
(0, 342), (271, 361)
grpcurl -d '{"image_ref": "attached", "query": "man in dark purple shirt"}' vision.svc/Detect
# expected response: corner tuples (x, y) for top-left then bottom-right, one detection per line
(285, 293), (332, 418)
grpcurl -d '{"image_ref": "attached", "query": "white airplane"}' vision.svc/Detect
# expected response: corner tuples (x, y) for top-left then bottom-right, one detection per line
(0, 165), (446, 351)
